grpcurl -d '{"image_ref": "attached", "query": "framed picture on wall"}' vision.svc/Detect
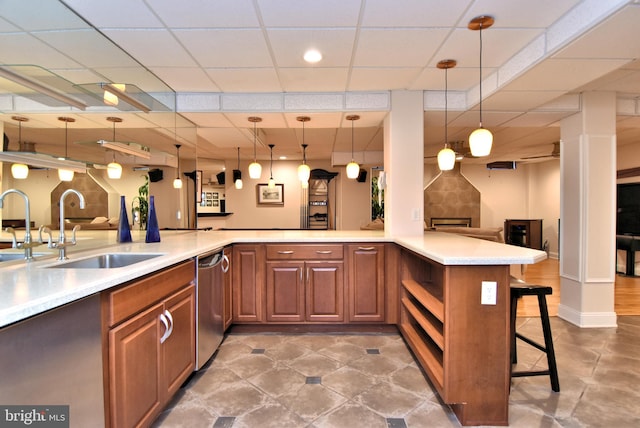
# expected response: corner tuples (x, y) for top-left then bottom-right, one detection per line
(256, 183), (284, 205)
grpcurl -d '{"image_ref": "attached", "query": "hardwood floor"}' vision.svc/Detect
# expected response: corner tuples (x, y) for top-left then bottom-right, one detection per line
(517, 258), (640, 317)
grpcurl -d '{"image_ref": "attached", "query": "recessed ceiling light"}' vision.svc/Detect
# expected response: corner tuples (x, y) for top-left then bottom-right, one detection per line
(304, 49), (322, 63)
(279, 156), (287, 160)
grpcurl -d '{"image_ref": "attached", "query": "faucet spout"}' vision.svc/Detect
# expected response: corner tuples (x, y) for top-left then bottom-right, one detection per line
(58, 189), (86, 260)
(0, 189), (35, 260)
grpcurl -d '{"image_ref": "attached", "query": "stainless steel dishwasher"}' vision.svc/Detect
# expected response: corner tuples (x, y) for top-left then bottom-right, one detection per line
(196, 248), (228, 369)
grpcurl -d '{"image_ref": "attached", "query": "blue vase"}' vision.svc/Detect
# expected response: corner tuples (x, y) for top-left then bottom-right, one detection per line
(117, 195), (132, 243)
(145, 195), (161, 243)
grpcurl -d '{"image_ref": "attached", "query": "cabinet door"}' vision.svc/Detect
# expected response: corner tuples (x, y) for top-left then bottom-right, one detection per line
(222, 247), (233, 331)
(348, 244), (385, 322)
(109, 303), (163, 428)
(160, 285), (196, 402)
(266, 261), (305, 322)
(306, 261), (344, 322)
(232, 244), (265, 322)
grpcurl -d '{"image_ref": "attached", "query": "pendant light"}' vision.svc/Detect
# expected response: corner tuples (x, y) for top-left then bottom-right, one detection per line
(173, 144), (183, 188)
(57, 116), (75, 182)
(437, 59), (457, 171)
(297, 116), (311, 185)
(247, 117), (262, 179)
(268, 144), (276, 189)
(10, 116), (29, 179)
(468, 15), (494, 157)
(234, 147), (243, 189)
(106, 117), (123, 179)
(345, 115), (360, 179)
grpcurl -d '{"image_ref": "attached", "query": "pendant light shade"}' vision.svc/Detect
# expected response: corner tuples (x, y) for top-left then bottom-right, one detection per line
(234, 147), (243, 189)
(248, 117), (262, 179)
(10, 116), (29, 179)
(437, 59), (457, 171)
(468, 15), (494, 157)
(106, 117), (123, 179)
(173, 144), (183, 188)
(268, 144), (276, 188)
(297, 116), (311, 185)
(346, 115), (360, 179)
(57, 116), (75, 182)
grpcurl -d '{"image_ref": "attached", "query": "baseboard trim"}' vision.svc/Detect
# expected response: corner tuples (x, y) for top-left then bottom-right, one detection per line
(557, 304), (618, 328)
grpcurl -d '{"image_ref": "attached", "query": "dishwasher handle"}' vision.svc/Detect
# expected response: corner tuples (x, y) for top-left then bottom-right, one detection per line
(198, 251), (223, 268)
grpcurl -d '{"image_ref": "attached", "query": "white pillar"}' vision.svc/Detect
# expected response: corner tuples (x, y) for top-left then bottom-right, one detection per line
(559, 91), (617, 327)
(383, 90), (424, 236)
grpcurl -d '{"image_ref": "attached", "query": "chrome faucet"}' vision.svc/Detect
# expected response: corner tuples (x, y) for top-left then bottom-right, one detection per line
(0, 189), (40, 260)
(56, 189), (86, 260)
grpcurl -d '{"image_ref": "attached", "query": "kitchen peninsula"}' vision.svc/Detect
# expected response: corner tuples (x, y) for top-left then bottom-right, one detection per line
(0, 229), (545, 427)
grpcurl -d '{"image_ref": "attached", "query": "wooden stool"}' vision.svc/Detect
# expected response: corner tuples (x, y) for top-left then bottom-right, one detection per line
(510, 278), (560, 392)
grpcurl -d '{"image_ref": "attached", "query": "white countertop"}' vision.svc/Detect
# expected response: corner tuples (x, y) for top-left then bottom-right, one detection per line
(0, 229), (545, 328)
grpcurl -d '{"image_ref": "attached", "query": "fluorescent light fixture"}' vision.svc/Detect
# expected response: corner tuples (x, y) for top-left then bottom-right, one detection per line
(98, 140), (152, 159)
(100, 83), (151, 113)
(0, 66), (87, 110)
(0, 152), (86, 173)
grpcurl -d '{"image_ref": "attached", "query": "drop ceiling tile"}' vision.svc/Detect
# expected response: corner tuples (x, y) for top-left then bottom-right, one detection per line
(91, 67), (174, 92)
(173, 29), (273, 68)
(278, 68), (349, 92)
(0, 1), (88, 31)
(502, 111), (573, 128)
(205, 68), (281, 93)
(482, 90), (569, 112)
(0, 16), (19, 32)
(147, 0), (259, 28)
(362, 0), (471, 27)
(411, 67), (477, 92)
(461, 0), (580, 28)
(63, 0), (163, 28)
(257, 0), (361, 27)
(348, 68), (422, 91)
(224, 113), (289, 128)
(267, 28), (356, 67)
(0, 33), (83, 68)
(153, 67), (221, 92)
(181, 112), (234, 128)
(102, 29), (196, 67)
(283, 112), (342, 128)
(354, 28), (449, 67)
(198, 127), (251, 148)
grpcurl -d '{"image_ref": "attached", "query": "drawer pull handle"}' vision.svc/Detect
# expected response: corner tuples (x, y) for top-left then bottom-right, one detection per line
(316, 250), (332, 254)
(277, 250), (294, 254)
(358, 246), (375, 251)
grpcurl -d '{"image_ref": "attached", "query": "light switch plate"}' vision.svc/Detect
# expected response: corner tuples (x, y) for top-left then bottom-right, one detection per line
(481, 281), (497, 305)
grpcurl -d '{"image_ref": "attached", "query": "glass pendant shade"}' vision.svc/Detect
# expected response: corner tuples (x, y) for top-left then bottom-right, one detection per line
(107, 161), (122, 179)
(268, 177), (276, 188)
(437, 147), (456, 171)
(235, 178), (243, 190)
(173, 178), (183, 189)
(248, 161), (262, 179)
(469, 127), (493, 157)
(346, 161), (360, 179)
(11, 163), (29, 179)
(58, 168), (74, 181)
(298, 163), (310, 183)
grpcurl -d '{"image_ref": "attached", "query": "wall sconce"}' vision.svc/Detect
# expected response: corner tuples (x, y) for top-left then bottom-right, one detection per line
(437, 59), (457, 171)
(297, 116), (311, 186)
(248, 117), (262, 179)
(468, 15), (494, 157)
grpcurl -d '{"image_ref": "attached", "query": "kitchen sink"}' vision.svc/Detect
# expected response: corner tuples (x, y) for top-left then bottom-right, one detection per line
(46, 253), (164, 269)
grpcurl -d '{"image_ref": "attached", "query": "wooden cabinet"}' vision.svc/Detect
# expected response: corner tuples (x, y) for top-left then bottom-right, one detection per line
(222, 246), (233, 331)
(232, 244), (265, 323)
(265, 244), (344, 322)
(504, 219), (543, 250)
(103, 261), (196, 428)
(347, 244), (385, 322)
(398, 248), (510, 426)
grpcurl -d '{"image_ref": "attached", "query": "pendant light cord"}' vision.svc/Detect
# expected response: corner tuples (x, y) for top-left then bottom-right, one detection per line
(445, 66), (448, 146)
(253, 121), (257, 162)
(237, 147), (241, 169)
(64, 120), (68, 159)
(351, 119), (355, 158)
(478, 23), (484, 127)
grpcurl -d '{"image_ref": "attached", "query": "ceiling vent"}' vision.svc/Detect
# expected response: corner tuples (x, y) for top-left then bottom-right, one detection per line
(486, 161), (516, 170)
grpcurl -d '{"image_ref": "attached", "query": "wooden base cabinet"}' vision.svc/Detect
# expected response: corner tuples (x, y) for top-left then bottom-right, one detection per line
(347, 244), (385, 322)
(232, 244), (265, 323)
(399, 249), (510, 426)
(102, 261), (196, 428)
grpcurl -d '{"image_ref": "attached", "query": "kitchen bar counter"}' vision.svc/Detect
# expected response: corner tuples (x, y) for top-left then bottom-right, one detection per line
(0, 229), (545, 328)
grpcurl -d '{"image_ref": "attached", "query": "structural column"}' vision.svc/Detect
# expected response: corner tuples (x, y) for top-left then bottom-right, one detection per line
(559, 91), (617, 327)
(383, 90), (424, 236)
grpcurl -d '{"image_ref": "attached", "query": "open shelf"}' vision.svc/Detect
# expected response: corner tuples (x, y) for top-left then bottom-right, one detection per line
(401, 296), (444, 350)
(402, 279), (443, 322)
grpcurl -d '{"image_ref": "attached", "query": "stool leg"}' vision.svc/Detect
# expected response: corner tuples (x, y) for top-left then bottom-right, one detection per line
(537, 294), (560, 392)
(510, 293), (518, 364)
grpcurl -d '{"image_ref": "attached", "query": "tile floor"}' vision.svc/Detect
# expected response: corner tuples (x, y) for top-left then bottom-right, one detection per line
(153, 316), (640, 428)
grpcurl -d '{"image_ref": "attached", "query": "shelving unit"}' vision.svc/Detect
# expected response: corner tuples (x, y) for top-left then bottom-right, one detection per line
(398, 248), (511, 426)
(306, 169), (338, 230)
(504, 219), (543, 250)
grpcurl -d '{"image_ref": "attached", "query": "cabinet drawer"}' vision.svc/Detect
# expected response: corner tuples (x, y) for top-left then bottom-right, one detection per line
(105, 260), (195, 327)
(266, 244), (343, 260)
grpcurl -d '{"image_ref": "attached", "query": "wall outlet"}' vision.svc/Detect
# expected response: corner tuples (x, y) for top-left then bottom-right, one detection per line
(481, 281), (497, 305)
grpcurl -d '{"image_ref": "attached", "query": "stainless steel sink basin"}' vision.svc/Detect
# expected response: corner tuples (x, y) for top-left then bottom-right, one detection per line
(46, 253), (163, 269)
